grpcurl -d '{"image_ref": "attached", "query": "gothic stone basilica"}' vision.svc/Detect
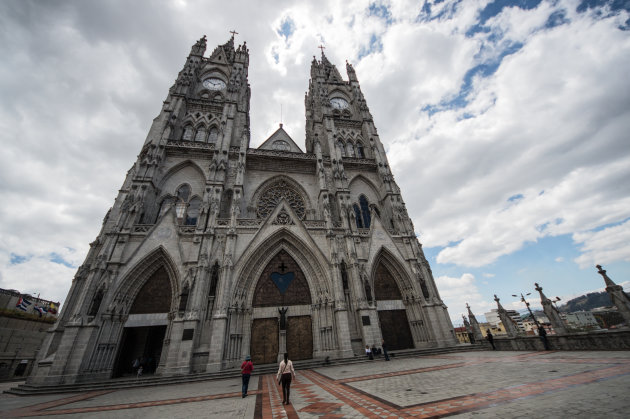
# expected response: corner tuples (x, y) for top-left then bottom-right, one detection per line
(30, 35), (456, 385)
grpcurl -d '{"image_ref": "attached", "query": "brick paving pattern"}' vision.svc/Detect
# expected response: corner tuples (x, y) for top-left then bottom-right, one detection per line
(2, 350), (629, 418)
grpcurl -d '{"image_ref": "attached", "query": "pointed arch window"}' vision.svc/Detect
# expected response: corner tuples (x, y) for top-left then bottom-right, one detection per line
(340, 261), (349, 291)
(185, 197), (201, 225)
(182, 125), (194, 141)
(194, 127), (206, 142)
(359, 195), (371, 228)
(356, 142), (365, 158)
(209, 262), (220, 297)
(178, 284), (190, 312)
(88, 288), (104, 317)
(336, 140), (346, 157)
(208, 127), (219, 143)
(346, 142), (355, 157)
(353, 204), (363, 228)
(157, 184), (201, 226)
(219, 189), (233, 218)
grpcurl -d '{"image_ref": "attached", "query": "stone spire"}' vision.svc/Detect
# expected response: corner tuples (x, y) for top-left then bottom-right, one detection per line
(494, 294), (520, 337)
(190, 35), (207, 56)
(535, 283), (567, 334)
(466, 303), (484, 341)
(597, 265), (630, 326)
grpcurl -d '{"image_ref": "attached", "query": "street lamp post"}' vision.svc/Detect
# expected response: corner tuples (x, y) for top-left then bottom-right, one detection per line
(512, 292), (539, 327)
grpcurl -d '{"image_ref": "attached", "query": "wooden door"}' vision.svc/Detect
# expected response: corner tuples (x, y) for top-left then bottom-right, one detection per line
(286, 316), (313, 361)
(378, 310), (414, 350)
(251, 318), (279, 365)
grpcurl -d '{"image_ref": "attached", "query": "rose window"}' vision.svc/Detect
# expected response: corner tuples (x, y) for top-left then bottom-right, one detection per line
(257, 180), (306, 220)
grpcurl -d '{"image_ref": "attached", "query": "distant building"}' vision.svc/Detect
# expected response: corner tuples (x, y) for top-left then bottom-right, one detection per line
(484, 309), (524, 331)
(591, 306), (626, 329)
(0, 288), (59, 381)
(478, 322), (506, 336)
(454, 326), (471, 344)
(562, 311), (600, 331)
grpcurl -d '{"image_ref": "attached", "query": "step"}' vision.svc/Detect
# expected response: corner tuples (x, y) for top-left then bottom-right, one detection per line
(4, 345), (485, 395)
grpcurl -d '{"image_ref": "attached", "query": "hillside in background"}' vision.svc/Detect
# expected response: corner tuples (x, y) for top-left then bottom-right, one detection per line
(558, 291), (613, 312)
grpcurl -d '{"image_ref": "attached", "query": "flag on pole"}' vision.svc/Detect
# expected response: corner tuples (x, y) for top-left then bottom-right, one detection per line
(16, 297), (32, 311)
(34, 305), (48, 317)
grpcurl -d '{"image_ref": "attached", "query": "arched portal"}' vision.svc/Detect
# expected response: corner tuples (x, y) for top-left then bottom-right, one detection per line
(250, 249), (313, 364)
(113, 266), (172, 377)
(374, 262), (414, 350)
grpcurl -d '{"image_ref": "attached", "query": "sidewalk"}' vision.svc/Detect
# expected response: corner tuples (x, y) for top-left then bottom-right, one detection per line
(1, 350), (629, 418)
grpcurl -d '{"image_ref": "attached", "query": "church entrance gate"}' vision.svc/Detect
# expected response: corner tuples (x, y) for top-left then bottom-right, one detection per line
(286, 315), (313, 361)
(378, 310), (414, 350)
(250, 318), (279, 365)
(114, 325), (166, 377)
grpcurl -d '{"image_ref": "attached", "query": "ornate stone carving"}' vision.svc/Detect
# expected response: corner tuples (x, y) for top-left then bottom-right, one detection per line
(256, 180), (306, 220)
(272, 209), (294, 225)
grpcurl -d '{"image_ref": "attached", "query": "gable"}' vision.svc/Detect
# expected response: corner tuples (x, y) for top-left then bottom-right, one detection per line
(258, 125), (304, 153)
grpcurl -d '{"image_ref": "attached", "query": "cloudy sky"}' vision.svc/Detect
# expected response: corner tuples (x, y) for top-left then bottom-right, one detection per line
(1, 0), (629, 322)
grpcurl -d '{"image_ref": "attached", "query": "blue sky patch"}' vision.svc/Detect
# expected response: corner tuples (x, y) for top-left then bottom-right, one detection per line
(545, 9), (571, 28)
(368, 2), (393, 25)
(508, 193), (524, 202)
(10, 253), (30, 265)
(50, 252), (75, 268)
(358, 33), (383, 59)
(422, 41), (523, 115)
(277, 16), (295, 41)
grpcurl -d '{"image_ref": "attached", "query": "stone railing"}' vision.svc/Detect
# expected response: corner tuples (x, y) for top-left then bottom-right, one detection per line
(303, 220), (326, 229)
(247, 148), (317, 160)
(166, 140), (216, 151)
(492, 329), (630, 351)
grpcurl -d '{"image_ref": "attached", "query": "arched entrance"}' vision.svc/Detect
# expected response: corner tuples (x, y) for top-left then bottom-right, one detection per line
(250, 249), (313, 363)
(113, 266), (172, 376)
(374, 262), (414, 350)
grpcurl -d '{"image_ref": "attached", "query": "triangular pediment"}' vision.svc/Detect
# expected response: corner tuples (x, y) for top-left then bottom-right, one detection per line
(208, 47), (229, 65)
(258, 125), (303, 153)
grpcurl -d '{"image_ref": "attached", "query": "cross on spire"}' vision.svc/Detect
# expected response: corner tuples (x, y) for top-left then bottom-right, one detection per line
(229, 30), (239, 38)
(318, 44), (326, 54)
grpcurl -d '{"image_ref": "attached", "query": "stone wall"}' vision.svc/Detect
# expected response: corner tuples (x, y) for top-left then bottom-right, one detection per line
(0, 316), (52, 381)
(492, 330), (630, 351)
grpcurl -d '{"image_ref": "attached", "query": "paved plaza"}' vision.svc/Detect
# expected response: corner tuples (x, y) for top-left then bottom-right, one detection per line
(1, 350), (629, 418)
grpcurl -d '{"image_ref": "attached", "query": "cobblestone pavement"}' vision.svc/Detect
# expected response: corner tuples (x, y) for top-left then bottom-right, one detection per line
(1, 350), (629, 418)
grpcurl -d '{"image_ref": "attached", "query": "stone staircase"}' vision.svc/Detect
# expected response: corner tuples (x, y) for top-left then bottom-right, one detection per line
(5, 344), (486, 396)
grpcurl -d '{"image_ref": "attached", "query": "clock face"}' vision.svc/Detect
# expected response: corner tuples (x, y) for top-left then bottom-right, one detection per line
(330, 97), (349, 110)
(202, 78), (226, 90)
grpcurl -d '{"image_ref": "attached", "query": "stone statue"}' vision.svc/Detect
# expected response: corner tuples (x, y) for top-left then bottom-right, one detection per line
(278, 307), (288, 330)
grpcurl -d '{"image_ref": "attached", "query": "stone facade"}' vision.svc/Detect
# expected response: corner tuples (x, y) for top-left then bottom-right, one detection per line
(28, 35), (456, 385)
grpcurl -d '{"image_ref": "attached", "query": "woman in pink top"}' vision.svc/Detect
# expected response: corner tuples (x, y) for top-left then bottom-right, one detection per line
(276, 352), (295, 404)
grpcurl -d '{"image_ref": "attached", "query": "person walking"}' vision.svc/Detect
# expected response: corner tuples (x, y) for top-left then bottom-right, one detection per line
(277, 353), (295, 405)
(381, 339), (390, 361)
(486, 330), (496, 350)
(241, 355), (254, 398)
(537, 324), (550, 350)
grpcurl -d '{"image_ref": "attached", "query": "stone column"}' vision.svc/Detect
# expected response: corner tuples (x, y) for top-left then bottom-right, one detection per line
(597, 265), (630, 326)
(494, 295), (520, 337)
(466, 303), (484, 342)
(535, 283), (568, 334)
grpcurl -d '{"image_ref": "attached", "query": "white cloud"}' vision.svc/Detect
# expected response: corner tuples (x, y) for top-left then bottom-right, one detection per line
(573, 220), (630, 268)
(0, 0), (629, 307)
(435, 273), (491, 321)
